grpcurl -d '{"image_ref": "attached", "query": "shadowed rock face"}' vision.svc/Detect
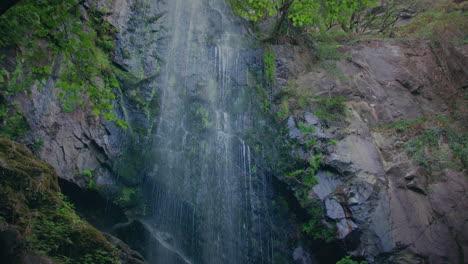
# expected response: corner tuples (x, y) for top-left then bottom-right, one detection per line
(273, 39), (468, 263)
(0, 0), (20, 16)
(0, 137), (148, 264)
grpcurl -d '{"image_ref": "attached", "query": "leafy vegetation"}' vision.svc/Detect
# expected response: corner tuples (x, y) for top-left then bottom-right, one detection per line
(401, 1), (468, 45)
(229, 0), (378, 36)
(276, 85), (347, 125)
(298, 122), (316, 134)
(0, 0), (128, 128)
(313, 96), (347, 125)
(0, 101), (29, 140)
(301, 198), (336, 242)
(0, 138), (120, 264)
(28, 194), (119, 264)
(263, 47), (276, 85)
(374, 115), (467, 175)
(336, 255), (368, 264)
(82, 170), (97, 190)
(255, 84), (271, 112)
(115, 187), (141, 208)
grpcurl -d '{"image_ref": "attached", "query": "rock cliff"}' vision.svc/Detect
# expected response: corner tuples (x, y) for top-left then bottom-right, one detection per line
(271, 35), (467, 263)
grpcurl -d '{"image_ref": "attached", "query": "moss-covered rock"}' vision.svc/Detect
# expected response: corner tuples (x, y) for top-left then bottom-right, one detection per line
(0, 137), (120, 264)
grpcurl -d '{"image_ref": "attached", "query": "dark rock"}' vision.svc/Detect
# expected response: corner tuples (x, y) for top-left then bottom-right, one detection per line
(0, 0), (20, 16)
(347, 181), (373, 206)
(0, 224), (22, 263)
(396, 72), (424, 94)
(311, 170), (342, 200)
(287, 115), (303, 139)
(103, 233), (148, 264)
(113, 220), (189, 264)
(293, 247), (314, 264)
(273, 38), (468, 262)
(336, 218), (358, 239)
(325, 198), (346, 220)
(303, 112), (321, 127)
(58, 178), (128, 231)
(325, 154), (358, 176)
(21, 253), (56, 264)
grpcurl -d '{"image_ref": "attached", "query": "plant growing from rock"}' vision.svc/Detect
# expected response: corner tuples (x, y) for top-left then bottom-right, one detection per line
(0, 0), (128, 128)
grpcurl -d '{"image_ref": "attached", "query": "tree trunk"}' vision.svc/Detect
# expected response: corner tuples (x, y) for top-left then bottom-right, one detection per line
(271, 0), (295, 38)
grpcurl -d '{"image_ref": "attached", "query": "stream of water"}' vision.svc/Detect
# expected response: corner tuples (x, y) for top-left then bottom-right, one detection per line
(130, 0), (287, 263)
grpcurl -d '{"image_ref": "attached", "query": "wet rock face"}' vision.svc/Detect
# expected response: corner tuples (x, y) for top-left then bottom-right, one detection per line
(275, 39), (468, 263)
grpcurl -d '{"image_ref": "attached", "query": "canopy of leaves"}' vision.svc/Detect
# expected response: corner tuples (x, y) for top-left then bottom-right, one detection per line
(230, 0), (378, 31)
(228, 0), (279, 21)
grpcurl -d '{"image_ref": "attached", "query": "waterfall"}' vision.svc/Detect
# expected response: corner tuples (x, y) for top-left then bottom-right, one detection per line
(128, 0), (283, 263)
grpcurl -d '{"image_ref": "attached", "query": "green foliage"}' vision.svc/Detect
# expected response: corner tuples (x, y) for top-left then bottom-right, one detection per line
(401, 1), (468, 45)
(115, 187), (140, 208)
(377, 117), (427, 132)
(0, 0), (128, 128)
(305, 137), (317, 149)
(0, 101), (29, 141)
(309, 153), (322, 174)
(228, 0), (278, 22)
(289, 0), (320, 27)
(298, 122), (316, 134)
(0, 138), (120, 264)
(255, 85), (271, 112)
(32, 137), (44, 152)
(82, 170), (97, 190)
(301, 199), (336, 242)
(376, 115), (467, 174)
(336, 255), (368, 264)
(277, 100), (290, 119)
(192, 103), (213, 130)
(28, 194), (120, 264)
(82, 249), (121, 264)
(274, 81), (347, 124)
(230, 0), (378, 32)
(287, 169), (306, 178)
(285, 154), (322, 188)
(263, 47), (276, 85)
(319, 0), (378, 31)
(313, 96), (347, 125)
(403, 127), (458, 172)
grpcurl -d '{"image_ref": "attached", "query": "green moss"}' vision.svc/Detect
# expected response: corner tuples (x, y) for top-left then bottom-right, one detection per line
(263, 47), (276, 85)
(0, 137), (119, 263)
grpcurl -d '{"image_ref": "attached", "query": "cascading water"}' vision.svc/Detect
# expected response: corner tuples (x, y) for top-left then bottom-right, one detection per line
(125, 0), (291, 263)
